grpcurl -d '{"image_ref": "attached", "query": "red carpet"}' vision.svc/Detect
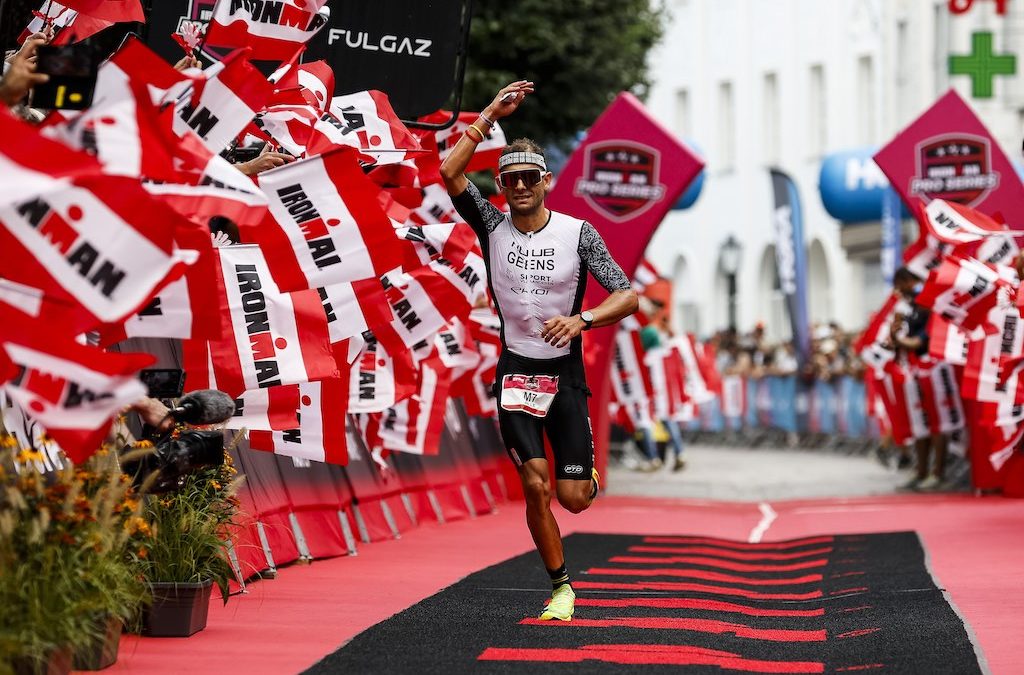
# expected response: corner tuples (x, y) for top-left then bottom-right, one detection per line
(100, 494), (1024, 675)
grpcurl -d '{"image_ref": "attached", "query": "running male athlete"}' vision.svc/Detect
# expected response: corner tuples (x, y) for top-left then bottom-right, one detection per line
(440, 80), (638, 621)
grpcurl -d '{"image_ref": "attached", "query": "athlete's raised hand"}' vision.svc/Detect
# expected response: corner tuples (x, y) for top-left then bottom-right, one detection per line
(484, 80), (534, 121)
(541, 314), (585, 349)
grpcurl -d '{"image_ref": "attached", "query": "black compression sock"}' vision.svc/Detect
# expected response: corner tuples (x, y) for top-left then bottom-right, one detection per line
(547, 564), (571, 590)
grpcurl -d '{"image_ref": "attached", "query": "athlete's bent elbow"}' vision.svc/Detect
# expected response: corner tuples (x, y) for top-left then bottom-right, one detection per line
(623, 289), (639, 317)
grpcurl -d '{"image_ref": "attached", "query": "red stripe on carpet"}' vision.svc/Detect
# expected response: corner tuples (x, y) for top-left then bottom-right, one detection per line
(586, 567), (823, 585)
(572, 580), (824, 600)
(477, 644), (826, 672)
(607, 555), (827, 572)
(519, 617), (827, 642)
(574, 597), (825, 617)
(627, 545), (835, 560)
(642, 535), (835, 549)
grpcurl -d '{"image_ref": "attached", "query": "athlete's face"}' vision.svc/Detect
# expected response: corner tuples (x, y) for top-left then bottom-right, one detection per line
(497, 163), (551, 216)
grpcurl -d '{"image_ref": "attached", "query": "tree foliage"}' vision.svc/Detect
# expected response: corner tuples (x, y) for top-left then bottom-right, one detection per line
(462, 0), (665, 151)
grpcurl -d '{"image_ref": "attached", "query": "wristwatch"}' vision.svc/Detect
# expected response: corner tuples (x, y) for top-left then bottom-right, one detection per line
(580, 310), (594, 331)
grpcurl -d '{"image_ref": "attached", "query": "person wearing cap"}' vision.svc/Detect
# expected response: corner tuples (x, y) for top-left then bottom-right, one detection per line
(440, 81), (638, 622)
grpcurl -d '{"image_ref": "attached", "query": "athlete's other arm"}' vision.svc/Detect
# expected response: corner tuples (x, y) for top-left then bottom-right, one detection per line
(542, 226), (639, 348)
(440, 80), (534, 197)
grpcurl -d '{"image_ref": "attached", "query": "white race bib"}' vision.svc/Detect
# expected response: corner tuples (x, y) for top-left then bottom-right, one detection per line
(500, 374), (559, 418)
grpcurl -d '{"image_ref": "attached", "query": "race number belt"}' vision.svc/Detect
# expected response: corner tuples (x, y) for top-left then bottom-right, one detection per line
(500, 374), (559, 418)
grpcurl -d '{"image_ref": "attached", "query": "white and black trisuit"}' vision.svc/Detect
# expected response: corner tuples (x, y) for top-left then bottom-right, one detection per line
(451, 183), (631, 479)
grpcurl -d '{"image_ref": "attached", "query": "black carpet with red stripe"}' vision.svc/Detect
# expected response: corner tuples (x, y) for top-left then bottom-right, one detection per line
(305, 532), (982, 673)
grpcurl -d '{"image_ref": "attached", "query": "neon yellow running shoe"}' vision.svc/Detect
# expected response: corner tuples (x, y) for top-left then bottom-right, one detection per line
(590, 467), (600, 500)
(539, 584), (575, 621)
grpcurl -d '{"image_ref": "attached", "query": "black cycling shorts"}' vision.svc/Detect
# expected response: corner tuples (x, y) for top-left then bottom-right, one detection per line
(495, 350), (594, 480)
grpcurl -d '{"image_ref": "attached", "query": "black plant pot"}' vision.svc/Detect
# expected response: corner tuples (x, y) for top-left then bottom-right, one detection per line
(142, 580), (214, 637)
(11, 645), (72, 675)
(73, 616), (122, 670)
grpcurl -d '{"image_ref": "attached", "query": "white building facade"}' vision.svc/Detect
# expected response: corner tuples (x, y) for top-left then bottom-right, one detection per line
(642, 0), (1024, 341)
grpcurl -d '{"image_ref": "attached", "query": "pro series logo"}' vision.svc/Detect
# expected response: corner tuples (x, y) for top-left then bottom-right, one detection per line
(910, 133), (1000, 206)
(574, 141), (666, 222)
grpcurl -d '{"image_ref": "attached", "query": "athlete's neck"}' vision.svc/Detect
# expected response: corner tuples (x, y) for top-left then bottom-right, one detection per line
(511, 207), (550, 234)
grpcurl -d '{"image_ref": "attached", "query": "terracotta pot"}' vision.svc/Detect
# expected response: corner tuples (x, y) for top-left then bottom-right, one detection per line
(142, 580), (214, 637)
(73, 616), (122, 670)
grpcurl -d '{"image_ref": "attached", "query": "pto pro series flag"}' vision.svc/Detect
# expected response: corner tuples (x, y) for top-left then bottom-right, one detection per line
(205, 0), (331, 60)
(250, 149), (401, 292)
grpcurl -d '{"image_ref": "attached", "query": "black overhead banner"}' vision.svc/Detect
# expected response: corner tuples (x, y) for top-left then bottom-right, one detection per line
(304, 0), (471, 119)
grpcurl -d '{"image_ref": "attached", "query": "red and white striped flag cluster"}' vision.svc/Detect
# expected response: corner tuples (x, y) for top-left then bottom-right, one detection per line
(2, 21), (515, 466)
(856, 198), (1024, 484)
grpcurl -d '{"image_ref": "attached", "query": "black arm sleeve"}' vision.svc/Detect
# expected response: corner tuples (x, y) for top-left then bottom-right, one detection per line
(449, 182), (506, 242)
(578, 222), (632, 292)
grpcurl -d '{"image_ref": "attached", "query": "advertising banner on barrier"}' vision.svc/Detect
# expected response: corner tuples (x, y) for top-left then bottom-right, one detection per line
(874, 89), (1024, 224)
(547, 92), (703, 474)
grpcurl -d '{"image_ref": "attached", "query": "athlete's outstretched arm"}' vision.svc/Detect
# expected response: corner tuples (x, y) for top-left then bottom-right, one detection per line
(439, 80), (534, 197)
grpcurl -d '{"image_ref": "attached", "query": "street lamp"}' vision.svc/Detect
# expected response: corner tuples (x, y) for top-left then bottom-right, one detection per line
(719, 235), (742, 332)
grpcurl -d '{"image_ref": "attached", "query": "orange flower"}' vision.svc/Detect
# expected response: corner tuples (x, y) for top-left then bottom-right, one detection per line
(133, 439), (154, 449)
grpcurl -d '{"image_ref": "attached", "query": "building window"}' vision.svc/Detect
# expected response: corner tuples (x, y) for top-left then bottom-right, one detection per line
(857, 55), (876, 145)
(808, 64), (826, 158)
(763, 73), (779, 165)
(674, 88), (691, 139)
(718, 81), (735, 171)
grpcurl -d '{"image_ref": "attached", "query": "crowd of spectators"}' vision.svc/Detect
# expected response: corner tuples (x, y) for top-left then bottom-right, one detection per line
(709, 321), (867, 384)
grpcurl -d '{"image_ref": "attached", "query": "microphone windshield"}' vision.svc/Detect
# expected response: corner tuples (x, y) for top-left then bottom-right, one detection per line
(173, 389), (236, 425)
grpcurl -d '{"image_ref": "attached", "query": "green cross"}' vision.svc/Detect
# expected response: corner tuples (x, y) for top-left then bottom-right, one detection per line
(949, 31), (1016, 99)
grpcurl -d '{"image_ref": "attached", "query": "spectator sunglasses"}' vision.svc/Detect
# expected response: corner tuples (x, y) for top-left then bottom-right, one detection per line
(496, 168), (545, 190)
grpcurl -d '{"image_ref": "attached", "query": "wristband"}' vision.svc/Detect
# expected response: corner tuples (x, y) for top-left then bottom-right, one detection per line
(465, 123), (487, 143)
(479, 112), (495, 128)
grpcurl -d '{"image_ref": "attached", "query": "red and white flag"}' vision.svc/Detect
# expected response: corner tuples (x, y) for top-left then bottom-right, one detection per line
(200, 245), (337, 397)
(672, 334), (715, 405)
(433, 110), (507, 172)
(57, 0), (143, 22)
(610, 317), (654, 431)
(317, 279), (393, 345)
(272, 59), (335, 112)
(347, 333), (417, 413)
(1, 173), (193, 325)
(915, 257), (1012, 331)
(632, 259), (661, 294)
(306, 91), (423, 164)
(927, 313), (974, 366)
(407, 183), (463, 227)
(173, 48), (274, 153)
(19, 2), (79, 43)
(0, 306), (153, 462)
(249, 149), (402, 291)
(919, 199), (1015, 247)
(961, 303), (1024, 403)
(254, 104), (319, 156)
(366, 352), (451, 456)
(205, 0), (330, 60)
(249, 378), (349, 464)
(395, 221), (478, 271)
(182, 337), (300, 430)
(455, 306), (501, 417)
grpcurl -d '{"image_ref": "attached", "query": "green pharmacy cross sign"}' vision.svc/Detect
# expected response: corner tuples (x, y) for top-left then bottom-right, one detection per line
(949, 31), (1016, 98)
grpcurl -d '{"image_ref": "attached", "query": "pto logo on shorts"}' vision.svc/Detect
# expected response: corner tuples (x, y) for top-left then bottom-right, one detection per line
(563, 464), (584, 475)
(910, 134), (999, 207)
(574, 140), (666, 222)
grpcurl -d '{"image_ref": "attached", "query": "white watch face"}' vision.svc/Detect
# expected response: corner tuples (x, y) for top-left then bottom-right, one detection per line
(581, 311), (594, 323)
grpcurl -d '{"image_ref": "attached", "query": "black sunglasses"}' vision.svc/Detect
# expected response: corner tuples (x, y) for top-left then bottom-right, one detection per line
(496, 168), (544, 190)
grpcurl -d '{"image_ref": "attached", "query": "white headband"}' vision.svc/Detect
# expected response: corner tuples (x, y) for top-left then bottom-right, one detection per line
(498, 151), (547, 171)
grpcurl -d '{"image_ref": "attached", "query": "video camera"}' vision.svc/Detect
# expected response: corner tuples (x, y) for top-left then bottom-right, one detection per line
(119, 388), (236, 494)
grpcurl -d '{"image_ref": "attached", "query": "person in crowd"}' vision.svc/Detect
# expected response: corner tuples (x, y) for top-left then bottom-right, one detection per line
(1, 29), (51, 115)
(890, 267), (948, 491)
(439, 80), (638, 622)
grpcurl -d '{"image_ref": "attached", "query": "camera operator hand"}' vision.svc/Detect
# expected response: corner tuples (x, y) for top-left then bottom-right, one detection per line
(0, 32), (51, 107)
(124, 396), (175, 433)
(237, 144), (295, 176)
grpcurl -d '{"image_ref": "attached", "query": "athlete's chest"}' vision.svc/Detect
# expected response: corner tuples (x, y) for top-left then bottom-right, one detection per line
(489, 219), (582, 297)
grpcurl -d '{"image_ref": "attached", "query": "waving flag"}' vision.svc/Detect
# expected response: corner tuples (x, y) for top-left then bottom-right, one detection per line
(273, 60), (335, 112)
(347, 333), (417, 413)
(433, 111), (507, 173)
(317, 279), (393, 345)
(201, 245), (337, 397)
(57, 0), (142, 22)
(205, 0), (330, 60)
(173, 49), (274, 153)
(407, 184), (462, 227)
(250, 378), (348, 464)
(248, 149), (402, 292)
(306, 91), (423, 164)
(19, 2), (79, 43)
(457, 307), (501, 417)
(365, 353), (451, 456)
(395, 221), (478, 271)
(915, 257), (1011, 331)
(0, 306), (153, 462)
